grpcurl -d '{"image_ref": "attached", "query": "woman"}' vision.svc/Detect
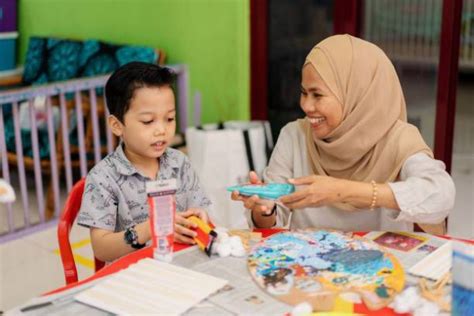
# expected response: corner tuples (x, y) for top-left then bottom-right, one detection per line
(232, 35), (454, 233)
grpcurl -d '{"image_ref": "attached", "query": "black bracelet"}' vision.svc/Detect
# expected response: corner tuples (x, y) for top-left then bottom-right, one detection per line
(261, 204), (277, 217)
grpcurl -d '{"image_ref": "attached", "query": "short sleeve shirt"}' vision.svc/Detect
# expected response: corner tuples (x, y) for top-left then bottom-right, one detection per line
(77, 144), (211, 232)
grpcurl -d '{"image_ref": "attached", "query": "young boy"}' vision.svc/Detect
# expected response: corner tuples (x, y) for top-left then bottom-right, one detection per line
(77, 62), (211, 262)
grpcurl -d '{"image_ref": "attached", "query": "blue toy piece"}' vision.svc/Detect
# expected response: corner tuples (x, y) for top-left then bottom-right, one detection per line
(226, 183), (295, 200)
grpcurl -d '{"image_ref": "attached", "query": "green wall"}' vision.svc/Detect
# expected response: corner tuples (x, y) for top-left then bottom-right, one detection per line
(19, 0), (250, 125)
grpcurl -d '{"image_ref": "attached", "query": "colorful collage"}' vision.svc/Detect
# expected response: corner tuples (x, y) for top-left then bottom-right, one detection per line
(248, 230), (405, 311)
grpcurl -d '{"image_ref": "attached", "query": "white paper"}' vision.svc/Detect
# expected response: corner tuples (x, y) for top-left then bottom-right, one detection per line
(409, 241), (452, 281)
(75, 258), (228, 315)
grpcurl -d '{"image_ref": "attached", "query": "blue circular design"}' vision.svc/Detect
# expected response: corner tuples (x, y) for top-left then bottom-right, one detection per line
(46, 38), (61, 49)
(47, 41), (82, 81)
(33, 73), (48, 85)
(82, 54), (118, 77)
(79, 40), (100, 67)
(115, 46), (156, 66)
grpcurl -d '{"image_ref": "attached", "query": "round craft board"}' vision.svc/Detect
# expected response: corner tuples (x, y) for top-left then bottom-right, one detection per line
(248, 230), (405, 311)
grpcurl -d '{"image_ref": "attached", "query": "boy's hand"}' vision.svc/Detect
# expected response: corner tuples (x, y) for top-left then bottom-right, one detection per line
(187, 207), (209, 223)
(174, 208), (209, 244)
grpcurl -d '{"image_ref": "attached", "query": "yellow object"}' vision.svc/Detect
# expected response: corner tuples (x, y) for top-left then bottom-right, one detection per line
(188, 216), (216, 256)
(385, 252), (405, 293)
(330, 295), (354, 314)
(188, 215), (212, 233)
(53, 238), (94, 269)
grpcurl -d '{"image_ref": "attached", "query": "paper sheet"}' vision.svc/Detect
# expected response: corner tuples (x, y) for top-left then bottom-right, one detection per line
(173, 243), (292, 315)
(409, 241), (452, 281)
(75, 258), (228, 315)
(365, 232), (448, 269)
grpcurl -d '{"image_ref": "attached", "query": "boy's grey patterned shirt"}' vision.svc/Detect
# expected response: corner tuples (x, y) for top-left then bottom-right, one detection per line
(77, 144), (211, 232)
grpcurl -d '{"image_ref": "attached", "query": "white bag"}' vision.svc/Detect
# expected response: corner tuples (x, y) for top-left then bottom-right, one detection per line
(186, 121), (273, 228)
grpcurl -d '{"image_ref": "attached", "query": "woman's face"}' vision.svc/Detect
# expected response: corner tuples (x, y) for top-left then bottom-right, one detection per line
(300, 64), (343, 140)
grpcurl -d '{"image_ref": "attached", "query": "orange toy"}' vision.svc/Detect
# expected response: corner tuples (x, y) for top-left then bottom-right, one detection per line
(188, 216), (217, 256)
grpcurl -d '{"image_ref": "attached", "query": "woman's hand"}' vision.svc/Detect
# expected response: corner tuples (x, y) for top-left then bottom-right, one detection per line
(230, 171), (275, 215)
(174, 208), (208, 244)
(280, 175), (347, 209)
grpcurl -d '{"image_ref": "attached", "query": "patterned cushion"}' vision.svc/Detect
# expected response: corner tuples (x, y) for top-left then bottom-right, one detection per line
(23, 37), (160, 85)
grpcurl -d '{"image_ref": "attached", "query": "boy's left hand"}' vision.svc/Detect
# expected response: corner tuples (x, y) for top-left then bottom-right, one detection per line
(174, 208), (209, 244)
(187, 207), (209, 223)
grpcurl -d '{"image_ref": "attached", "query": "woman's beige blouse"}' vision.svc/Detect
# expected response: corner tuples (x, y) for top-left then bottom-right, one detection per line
(246, 121), (455, 231)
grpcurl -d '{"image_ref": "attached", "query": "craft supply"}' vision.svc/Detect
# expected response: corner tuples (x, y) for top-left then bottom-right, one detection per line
(391, 287), (421, 314)
(214, 227), (230, 243)
(248, 230), (404, 311)
(418, 274), (451, 312)
(228, 236), (246, 257)
(413, 301), (440, 316)
(409, 241), (452, 281)
(216, 242), (232, 257)
(291, 302), (313, 316)
(372, 231), (427, 252)
(452, 240), (474, 316)
(390, 286), (442, 316)
(228, 229), (262, 250)
(227, 183), (295, 200)
(212, 231), (247, 258)
(230, 243), (246, 257)
(188, 215), (217, 257)
(75, 258), (228, 315)
(146, 179), (177, 262)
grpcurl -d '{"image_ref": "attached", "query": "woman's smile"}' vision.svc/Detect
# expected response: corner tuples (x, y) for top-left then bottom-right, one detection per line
(307, 116), (326, 128)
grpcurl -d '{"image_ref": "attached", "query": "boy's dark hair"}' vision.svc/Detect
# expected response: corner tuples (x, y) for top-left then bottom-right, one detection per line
(105, 62), (175, 122)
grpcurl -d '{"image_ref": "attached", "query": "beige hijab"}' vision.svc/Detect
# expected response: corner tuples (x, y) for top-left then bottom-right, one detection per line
(300, 35), (442, 233)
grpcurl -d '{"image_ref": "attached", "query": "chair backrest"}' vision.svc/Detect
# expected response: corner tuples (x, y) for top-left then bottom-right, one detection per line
(57, 178), (105, 284)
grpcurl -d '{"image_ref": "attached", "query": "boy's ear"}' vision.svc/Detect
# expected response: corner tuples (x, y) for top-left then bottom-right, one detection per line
(108, 115), (123, 137)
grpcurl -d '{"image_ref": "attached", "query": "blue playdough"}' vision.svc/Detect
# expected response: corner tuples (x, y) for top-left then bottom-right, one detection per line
(226, 183), (295, 200)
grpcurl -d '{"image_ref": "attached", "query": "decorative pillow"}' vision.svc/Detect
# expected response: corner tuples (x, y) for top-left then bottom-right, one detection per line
(23, 36), (159, 85)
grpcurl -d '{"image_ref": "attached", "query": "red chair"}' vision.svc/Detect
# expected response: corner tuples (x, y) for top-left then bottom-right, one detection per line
(57, 178), (105, 284)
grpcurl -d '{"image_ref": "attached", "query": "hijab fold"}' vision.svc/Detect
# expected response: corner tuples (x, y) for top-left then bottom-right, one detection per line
(301, 35), (433, 212)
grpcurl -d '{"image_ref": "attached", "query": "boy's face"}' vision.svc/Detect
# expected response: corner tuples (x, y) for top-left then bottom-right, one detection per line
(110, 86), (176, 163)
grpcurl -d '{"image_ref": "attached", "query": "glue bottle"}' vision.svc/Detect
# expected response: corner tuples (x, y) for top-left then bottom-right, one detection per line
(146, 179), (177, 262)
